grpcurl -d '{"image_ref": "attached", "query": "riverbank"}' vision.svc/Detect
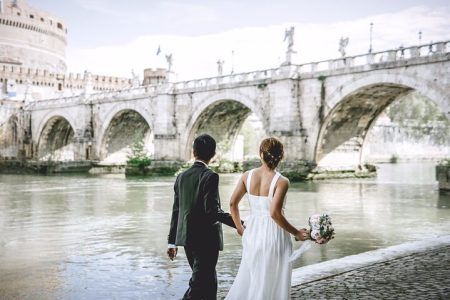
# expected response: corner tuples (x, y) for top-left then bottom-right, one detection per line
(218, 236), (450, 299)
(0, 159), (94, 174)
(291, 236), (450, 299)
(0, 158), (377, 181)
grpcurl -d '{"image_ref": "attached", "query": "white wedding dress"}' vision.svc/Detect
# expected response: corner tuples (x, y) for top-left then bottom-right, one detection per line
(225, 169), (293, 300)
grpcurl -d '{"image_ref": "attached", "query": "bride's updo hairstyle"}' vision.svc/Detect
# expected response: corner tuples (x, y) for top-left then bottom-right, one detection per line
(260, 137), (284, 170)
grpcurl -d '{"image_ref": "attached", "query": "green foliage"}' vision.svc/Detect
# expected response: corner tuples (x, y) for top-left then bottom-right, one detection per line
(389, 154), (399, 164)
(240, 118), (258, 157)
(174, 162), (191, 176)
(127, 139), (152, 169)
(216, 139), (232, 156)
(210, 159), (242, 173)
(386, 93), (449, 126)
(384, 93), (450, 143)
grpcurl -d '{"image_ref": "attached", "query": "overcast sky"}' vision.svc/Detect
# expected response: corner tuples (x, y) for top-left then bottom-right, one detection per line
(29, 0), (450, 80)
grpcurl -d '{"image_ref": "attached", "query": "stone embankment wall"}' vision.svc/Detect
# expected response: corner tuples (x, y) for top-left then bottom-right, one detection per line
(365, 122), (450, 162)
(436, 164), (450, 191)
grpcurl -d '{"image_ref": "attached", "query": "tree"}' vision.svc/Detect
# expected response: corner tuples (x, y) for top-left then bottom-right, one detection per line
(127, 138), (151, 169)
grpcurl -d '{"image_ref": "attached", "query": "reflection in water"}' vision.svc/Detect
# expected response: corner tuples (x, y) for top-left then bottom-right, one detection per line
(0, 163), (449, 299)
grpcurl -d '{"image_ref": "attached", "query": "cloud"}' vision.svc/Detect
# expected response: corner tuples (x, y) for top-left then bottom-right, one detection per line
(66, 6), (450, 80)
(74, 0), (117, 15)
(74, 0), (218, 26)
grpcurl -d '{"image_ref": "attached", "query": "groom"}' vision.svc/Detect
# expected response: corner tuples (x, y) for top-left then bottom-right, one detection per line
(167, 134), (238, 300)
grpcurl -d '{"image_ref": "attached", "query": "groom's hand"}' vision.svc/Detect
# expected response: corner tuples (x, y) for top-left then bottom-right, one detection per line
(167, 247), (178, 261)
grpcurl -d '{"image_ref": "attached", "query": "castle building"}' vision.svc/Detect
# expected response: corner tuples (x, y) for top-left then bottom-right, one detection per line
(0, 0), (137, 101)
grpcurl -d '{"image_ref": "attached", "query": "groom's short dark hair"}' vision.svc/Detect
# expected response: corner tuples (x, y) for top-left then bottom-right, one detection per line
(193, 134), (216, 162)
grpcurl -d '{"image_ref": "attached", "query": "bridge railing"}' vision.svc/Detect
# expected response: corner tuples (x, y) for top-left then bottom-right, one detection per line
(24, 40), (449, 109)
(170, 68), (283, 91)
(25, 94), (84, 109)
(294, 40), (449, 74)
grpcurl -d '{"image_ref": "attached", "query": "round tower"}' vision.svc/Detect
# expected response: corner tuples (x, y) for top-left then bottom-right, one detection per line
(0, 0), (67, 73)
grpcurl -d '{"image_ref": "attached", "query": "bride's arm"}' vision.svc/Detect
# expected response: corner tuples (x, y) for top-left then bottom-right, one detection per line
(270, 178), (306, 240)
(229, 173), (247, 236)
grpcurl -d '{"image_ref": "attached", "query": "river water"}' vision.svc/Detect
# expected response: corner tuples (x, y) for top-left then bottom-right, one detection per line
(0, 163), (449, 299)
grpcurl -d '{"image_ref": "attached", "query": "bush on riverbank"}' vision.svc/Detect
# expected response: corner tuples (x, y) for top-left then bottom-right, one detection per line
(390, 154), (399, 163)
(174, 159), (243, 176)
(439, 159), (450, 166)
(126, 140), (152, 169)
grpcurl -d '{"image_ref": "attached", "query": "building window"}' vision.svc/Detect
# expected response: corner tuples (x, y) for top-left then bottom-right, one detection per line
(58, 83), (62, 91)
(29, 14), (34, 19)
(40, 17), (44, 22)
(57, 22), (63, 30)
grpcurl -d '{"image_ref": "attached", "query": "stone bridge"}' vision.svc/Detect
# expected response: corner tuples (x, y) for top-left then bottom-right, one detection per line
(1, 41), (449, 170)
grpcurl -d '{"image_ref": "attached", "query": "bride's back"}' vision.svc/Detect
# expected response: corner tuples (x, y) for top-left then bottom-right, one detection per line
(247, 168), (278, 197)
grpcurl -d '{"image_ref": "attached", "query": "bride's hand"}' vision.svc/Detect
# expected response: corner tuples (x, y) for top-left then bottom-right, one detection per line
(237, 226), (245, 236)
(294, 228), (309, 241)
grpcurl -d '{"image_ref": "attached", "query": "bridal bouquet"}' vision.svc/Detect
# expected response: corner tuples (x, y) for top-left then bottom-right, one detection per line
(308, 214), (335, 244)
(289, 213), (335, 262)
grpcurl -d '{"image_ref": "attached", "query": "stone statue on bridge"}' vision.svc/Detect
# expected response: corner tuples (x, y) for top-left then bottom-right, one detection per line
(282, 26), (296, 66)
(339, 37), (349, 57)
(217, 59), (224, 76)
(284, 26), (295, 51)
(131, 69), (140, 88)
(24, 78), (33, 102)
(165, 53), (173, 72)
(83, 70), (93, 96)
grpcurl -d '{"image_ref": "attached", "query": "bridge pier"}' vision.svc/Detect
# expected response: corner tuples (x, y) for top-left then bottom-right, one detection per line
(153, 134), (181, 161)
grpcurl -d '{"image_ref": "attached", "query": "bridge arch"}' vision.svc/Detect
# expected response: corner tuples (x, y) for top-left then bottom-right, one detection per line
(315, 72), (450, 166)
(98, 107), (153, 164)
(35, 110), (79, 146)
(183, 91), (268, 160)
(325, 72), (449, 117)
(0, 115), (19, 158)
(36, 115), (76, 161)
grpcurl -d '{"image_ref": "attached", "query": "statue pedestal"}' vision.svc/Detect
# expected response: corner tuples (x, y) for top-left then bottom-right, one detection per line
(281, 49), (297, 66)
(166, 71), (177, 83)
(278, 64), (296, 78)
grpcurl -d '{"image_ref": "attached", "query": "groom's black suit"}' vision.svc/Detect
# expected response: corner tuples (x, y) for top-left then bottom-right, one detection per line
(168, 161), (236, 300)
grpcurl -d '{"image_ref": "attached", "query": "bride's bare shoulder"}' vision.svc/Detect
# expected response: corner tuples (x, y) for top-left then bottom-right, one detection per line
(241, 170), (251, 182)
(278, 175), (290, 186)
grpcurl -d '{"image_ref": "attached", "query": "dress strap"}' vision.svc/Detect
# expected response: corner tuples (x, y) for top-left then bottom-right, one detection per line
(246, 169), (254, 193)
(268, 172), (281, 198)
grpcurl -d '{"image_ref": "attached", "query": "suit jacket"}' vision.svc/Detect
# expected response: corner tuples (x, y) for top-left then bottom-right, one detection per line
(168, 161), (236, 251)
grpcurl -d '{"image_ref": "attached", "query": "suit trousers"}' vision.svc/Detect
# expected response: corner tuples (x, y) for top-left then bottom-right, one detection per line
(183, 246), (219, 300)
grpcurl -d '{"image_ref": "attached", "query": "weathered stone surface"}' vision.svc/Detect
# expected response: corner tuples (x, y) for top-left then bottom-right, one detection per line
(307, 164), (377, 180)
(125, 160), (184, 176)
(0, 160), (94, 174)
(242, 159), (316, 181)
(436, 164), (450, 191)
(290, 245), (450, 299)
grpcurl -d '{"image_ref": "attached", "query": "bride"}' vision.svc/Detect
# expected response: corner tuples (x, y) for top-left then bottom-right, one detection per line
(225, 137), (308, 300)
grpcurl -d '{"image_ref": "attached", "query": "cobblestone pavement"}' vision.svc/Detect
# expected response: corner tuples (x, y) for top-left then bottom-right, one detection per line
(290, 245), (450, 300)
